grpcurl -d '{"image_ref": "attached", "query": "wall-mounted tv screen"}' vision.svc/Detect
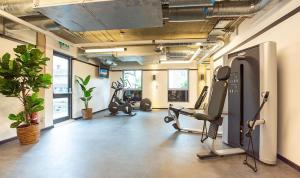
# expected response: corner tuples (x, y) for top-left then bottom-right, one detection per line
(99, 67), (109, 78)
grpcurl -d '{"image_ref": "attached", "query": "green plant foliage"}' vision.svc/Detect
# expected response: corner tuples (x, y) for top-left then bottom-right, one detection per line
(0, 45), (52, 128)
(25, 93), (45, 114)
(76, 75), (95, 109)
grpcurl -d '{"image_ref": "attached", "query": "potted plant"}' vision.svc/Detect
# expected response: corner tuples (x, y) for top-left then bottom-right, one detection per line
(76, 75), (95, 119)
(0, 45), (52, 145)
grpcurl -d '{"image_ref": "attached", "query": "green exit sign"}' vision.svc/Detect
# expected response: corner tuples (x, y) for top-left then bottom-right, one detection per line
(59, 41), (70, 50)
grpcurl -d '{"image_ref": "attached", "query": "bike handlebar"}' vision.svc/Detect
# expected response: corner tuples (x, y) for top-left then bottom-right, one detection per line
(111, 78), (132, 90)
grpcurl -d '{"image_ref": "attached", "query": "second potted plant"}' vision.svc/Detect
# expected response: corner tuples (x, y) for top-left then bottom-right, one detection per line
(76, 75), (95, 119)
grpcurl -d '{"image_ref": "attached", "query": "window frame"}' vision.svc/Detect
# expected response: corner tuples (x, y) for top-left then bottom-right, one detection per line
(167, 69), (189, 90)
(167, 69), (190, 102)
(122, 70), (143, 91)
(52, 51), (73, 124)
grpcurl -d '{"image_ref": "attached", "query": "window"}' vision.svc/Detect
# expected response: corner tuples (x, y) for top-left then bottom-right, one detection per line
(123, 70), (142, 90)
(168, 70), (189, 102)
(52, 52), (72, 123)
(123, 70), (142, 101)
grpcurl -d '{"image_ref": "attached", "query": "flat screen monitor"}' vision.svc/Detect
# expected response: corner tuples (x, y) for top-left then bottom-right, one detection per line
(99, 68), (109, 78)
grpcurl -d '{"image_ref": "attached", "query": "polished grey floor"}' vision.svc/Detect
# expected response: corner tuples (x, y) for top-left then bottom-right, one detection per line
(0, 110), (299, 178)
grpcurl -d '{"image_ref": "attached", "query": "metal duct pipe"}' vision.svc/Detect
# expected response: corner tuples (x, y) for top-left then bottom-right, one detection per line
(164, 0), (272, 22)
(197, 40), (225, 64)
(0, 0), (38, 17)
(167, 52), (190, 58)
(169, 0), (214, 8)
(207, 0), (272, 17)
(162, 42), (195, 47)
(164, 7), (207, 22)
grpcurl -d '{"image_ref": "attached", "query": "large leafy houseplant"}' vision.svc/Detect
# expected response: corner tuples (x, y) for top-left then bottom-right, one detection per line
(76, 75), (95, 119)
(0, 45), (52, 144)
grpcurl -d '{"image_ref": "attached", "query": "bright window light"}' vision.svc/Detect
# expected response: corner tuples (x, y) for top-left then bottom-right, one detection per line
(123, 70), (142, 90)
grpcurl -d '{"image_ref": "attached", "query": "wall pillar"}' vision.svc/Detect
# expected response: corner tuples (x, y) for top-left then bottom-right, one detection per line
(36, 32), (53, 128)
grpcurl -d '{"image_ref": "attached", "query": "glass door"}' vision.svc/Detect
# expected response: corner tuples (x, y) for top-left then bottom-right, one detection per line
(53, 52), (72, 124)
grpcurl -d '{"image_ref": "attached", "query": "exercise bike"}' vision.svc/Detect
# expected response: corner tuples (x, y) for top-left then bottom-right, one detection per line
(123, 89), (152, 112)
(108, 78), (136, 116)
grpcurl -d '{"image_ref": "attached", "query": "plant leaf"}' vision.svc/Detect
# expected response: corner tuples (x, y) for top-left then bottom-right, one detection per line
(80, 97), (87, 102)
(10, 121), (22, 128)
(83, 75), (91, 85)
(8, 114), (18, 121)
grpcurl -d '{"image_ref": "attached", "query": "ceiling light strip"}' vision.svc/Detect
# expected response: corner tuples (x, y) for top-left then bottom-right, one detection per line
(85, 48), (125, 53)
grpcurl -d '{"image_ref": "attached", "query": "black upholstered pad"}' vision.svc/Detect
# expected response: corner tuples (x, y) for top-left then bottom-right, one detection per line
(207, 80), (228, 120)
(169, 106), (184, 112)
(193, 111), (210, 121)
(217, 66), (231, 81)
(179, 108), (196, 116)
(194, 86), (208, 109)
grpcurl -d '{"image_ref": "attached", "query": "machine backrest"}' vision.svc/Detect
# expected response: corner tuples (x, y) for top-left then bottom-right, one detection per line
(194, 86), (208, 109)
(207, 66), (231, 120)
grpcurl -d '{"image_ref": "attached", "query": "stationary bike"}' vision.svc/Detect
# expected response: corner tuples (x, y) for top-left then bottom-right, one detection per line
(108, 78), (136, 116)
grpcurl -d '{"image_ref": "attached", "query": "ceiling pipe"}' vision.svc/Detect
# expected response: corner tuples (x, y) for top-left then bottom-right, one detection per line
(164, 0), (272, 22)
(160, 46), (204, 64)
(76, 39), (206, 48)
(168, 0), (215, 8)
(207, 0), (272, 17)
(161, 39), (224, 64)
(197, 40), (225, 64)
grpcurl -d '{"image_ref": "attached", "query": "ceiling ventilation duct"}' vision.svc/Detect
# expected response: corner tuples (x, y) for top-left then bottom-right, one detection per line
(168, 0), (214, 8)
(0, 0), (38, 16)
(206, 0), (272, 17)
(5, 15), (61, 31)
(34, 0), (163, 31)
(165, 7), (207, 22)
(163, 0), (272, 22)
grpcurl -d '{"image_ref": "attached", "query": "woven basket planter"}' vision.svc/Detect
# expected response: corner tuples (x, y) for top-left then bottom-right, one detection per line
(82, 108), (93, 120)
(17, 124), (40, 145)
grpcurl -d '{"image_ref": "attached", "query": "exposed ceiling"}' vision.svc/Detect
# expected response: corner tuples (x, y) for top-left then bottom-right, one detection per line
(0, 0), (272, 66)
(55, 21), (217, 44)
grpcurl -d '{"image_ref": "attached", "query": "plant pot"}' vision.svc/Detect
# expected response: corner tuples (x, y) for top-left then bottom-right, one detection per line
(82, 108), (93, 119)
(16, 124), (40, 145)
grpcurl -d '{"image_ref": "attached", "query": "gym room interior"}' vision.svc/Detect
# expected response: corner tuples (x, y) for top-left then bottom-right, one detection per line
(0, 0), (299, 178)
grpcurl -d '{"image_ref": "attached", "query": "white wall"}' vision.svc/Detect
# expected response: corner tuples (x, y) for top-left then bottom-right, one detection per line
(212, 0), (300, 165)
(110, 69), (198, 108)
(0, 34), (78, 141)
(72, 61), (110, 118)
(0, 38), (23, 141)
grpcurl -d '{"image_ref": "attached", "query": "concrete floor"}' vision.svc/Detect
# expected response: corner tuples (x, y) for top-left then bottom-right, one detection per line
(0, 110), (299, 178)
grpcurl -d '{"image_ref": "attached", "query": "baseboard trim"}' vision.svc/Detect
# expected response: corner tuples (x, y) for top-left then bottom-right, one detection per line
(0, 136), (18, 145)
(0, 125), (55, 145)
(41, 125), (54, 132)
(93, 108), (108, 114)
(73, 108), (108, 120)
(278, 154), (300, 172)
